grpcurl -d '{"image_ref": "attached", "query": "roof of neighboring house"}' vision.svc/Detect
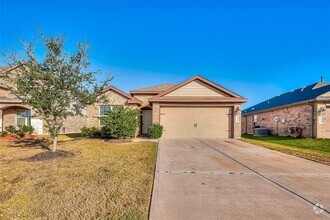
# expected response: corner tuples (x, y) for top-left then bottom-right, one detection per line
(102, 85), (143, 105)
(149, 75), (247, 103)
(0, 66), (9, 72)
(0, 65), (20, 74)
(130, 83), (176, 94)
(242, 82), (330, 115)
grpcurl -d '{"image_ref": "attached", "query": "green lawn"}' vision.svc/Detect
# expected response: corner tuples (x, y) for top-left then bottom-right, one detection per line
(0, 138), (158, 220)
(241, 134), (330, 165)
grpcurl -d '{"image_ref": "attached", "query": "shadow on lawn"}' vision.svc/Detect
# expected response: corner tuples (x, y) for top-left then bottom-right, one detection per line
(12, 138), (51, 150)
(9, 138), (80, 162)
(24, 150), (78, 162)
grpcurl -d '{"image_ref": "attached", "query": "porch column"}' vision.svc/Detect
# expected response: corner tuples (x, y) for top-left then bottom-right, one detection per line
(152, 102), (160, 123)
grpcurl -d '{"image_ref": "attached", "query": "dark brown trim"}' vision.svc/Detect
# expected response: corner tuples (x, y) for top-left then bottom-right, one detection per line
(159, 103), (238, 107)
(150, 98), (247, 103)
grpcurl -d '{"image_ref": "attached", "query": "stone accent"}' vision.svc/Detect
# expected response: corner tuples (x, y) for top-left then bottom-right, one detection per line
(242, 103), (315, 137)
(152, 102), (160, 123)
(233, 104), (242, 139)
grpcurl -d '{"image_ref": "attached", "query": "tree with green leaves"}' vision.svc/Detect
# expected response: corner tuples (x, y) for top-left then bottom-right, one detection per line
(1, 32), (111, 152)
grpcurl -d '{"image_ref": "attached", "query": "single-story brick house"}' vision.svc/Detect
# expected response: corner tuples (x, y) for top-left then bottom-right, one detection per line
(241, 81), (330, 138)
(0, 66), (247, 138)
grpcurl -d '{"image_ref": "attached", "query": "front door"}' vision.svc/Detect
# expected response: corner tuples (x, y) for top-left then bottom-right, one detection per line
(142, 110), (152, 134)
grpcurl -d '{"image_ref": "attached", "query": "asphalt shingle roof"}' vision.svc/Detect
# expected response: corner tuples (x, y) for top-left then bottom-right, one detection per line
(130, 83), (176, 94)
(242, 82), (330, 115)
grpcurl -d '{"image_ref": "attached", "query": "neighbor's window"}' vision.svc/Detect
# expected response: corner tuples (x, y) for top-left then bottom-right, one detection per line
(253, 115), (258, 122)
(253, 115), (258, 127)
(17, 109), (31, 127)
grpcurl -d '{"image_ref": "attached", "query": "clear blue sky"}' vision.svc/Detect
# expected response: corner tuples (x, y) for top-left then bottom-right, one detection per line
(1, 0), (330, 108)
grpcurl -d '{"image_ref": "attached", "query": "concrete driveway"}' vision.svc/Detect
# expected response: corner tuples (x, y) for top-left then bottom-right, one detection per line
(149, 139), (330, 219)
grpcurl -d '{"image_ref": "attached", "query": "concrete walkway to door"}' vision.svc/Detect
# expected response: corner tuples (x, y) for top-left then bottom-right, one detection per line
(149, 138), (330, 219)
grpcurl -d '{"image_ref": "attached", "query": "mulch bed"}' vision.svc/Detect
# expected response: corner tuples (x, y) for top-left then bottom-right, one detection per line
(0, 134), (33, 140)
(24, 150), (79, 162)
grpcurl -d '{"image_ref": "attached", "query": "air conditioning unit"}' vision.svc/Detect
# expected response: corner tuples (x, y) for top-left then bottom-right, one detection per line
(254, 127), (269, 137)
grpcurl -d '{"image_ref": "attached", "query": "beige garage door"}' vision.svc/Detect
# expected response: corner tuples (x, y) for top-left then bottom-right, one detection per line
(160, 106), (232, 138)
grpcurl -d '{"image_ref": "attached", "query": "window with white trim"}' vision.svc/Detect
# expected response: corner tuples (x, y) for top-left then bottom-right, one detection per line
(17, 109), (31, 127)
(253, 114), (258, 127)
(100, 105), (113, 116)
(99, 105), (115, 126)
(253, 115), (258, 122)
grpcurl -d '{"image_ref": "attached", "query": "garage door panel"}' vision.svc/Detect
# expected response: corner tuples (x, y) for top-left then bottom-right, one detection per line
(160, 107), (232, 138)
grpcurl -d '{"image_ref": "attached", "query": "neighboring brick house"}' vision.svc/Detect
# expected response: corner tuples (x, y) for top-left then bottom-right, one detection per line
(0, 66), (246, 139)
(0, 66), (87, 135)
(242, 82), (330, 138)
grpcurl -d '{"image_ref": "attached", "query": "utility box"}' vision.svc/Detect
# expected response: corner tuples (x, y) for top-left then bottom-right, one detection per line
(254, 127), (269, 137)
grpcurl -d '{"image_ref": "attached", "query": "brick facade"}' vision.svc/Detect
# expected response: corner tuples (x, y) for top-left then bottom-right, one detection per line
(242, 102), (330, 138)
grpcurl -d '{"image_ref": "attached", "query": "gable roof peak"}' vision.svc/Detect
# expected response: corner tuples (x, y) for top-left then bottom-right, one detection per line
(149, 75), (247, 102)
(102, 85), (142, 105)
(313, 82), (329, 90)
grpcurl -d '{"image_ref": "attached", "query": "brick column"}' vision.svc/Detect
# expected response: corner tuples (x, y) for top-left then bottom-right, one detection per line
(152, 102), (160, 123)
(233, 104), (242, 139)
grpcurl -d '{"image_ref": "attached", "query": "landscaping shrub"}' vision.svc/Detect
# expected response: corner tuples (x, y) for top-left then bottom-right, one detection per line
(1, 131), (8, 137)
(81, 126), (91, 137)
(17, 131), (26, 138)
(147, 123), (164, 139)
(5, 125), (16, 134)
(81, 126), (101, 138)
(100, 126), (111, 139)
(101, 106), (140, 139)
(91, 127), (101, 137)
(22, 125), (34, 134)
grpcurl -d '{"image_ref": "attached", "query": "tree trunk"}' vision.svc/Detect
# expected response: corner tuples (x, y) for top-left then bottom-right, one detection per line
(52, 135), (58, 152)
